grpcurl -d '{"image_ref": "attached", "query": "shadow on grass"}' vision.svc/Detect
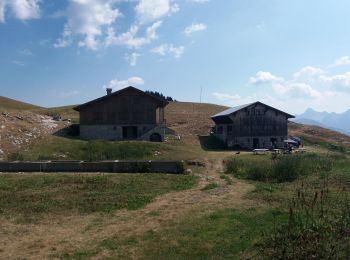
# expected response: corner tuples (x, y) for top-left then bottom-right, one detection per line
(198, 135), (227, 151)
(53, 124), (81, 140)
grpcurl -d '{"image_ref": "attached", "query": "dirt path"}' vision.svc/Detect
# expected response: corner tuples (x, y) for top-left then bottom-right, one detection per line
(0, 153), (257, 259)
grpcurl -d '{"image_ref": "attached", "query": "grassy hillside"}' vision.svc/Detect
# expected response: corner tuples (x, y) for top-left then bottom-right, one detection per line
(1, 97), (350, 259)
(0, 96), (42, 111)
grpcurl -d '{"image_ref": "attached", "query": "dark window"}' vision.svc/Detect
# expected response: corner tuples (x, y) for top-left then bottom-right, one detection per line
(217, 126), (223, 134)
(227, 125), (233, 135)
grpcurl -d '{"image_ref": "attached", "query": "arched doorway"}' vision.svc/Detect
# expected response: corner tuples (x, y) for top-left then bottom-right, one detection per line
(150, 133), (162, 142)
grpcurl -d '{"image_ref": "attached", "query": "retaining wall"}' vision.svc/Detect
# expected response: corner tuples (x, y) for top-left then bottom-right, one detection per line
(0, 160), (183, 174)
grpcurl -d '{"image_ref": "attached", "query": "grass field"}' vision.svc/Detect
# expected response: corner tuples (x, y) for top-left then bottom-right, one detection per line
(0, 173), (197, 223)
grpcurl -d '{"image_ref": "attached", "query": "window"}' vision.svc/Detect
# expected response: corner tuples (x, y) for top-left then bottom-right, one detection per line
(217, 126), (223, 134)
(227, 125), (233, 135)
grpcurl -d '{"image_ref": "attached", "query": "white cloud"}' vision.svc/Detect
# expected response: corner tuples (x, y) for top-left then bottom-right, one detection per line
(293, 66), (325, 79)
(212, 92), (255, 106)
(18, 49), (33, 56)
(320, 72), (350, 91)
(0, 0), (40, 23)
(249, 71), (284, 85)
(151, 43), (184, 58)
(189, 0), (209, 3)
(330, 56), (350, 67)
(184, 23), (206, 36)
(54, 0), (121, 50)
(250, 70), (323, 99)
(135, 0), (178, 24)
(12, 60), (25, 66)
(272, 82), (322, 99)
(105, 20), (162, 49)
(125, 52), (141, 66)
(104, 76), (145, 90)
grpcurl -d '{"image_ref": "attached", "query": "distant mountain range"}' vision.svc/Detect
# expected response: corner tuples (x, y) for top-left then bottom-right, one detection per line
(293, 108), (350, 136)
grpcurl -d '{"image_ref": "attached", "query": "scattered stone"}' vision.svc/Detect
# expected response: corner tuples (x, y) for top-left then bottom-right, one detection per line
(154, 151), (162, 156)
(186, 160), (206, 167)
(185, 169), (192, 174)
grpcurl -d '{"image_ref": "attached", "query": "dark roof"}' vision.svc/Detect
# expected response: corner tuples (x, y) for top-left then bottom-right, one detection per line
(211, 101), (295, 123)
(73, 86), (168, 111)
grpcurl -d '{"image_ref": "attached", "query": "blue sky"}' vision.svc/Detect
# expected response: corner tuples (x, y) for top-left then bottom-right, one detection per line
(1, 0), (350, 114)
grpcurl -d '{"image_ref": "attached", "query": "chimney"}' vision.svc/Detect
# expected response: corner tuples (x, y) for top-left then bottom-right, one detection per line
(106, 88), (112, 95)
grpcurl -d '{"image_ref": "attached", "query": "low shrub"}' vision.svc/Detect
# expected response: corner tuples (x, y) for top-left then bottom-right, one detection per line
(260, 184), (350, 259)
(201, 183), (219, 191)
(225, 154), (335, 183)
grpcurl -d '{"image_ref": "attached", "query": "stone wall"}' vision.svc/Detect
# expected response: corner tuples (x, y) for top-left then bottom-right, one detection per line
(80, 124), (165, 141)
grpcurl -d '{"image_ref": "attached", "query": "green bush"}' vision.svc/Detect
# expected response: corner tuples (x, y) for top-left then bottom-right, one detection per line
(225, 154), (335, 183)
(175, 161), (185, 174)
(7, 152), (24, 161)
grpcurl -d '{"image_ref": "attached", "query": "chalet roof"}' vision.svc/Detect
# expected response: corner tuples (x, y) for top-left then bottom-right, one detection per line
(73, 86), (168, 111)
(211, 101), (295, 123)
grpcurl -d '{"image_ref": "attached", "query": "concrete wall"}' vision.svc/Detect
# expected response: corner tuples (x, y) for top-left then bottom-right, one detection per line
(224, 135), (286, 149)
(0, 160), (184, 174)
(80, 124), (165, 141)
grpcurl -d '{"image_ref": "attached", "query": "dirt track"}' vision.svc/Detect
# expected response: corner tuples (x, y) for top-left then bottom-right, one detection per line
(0, 153), (256, 259)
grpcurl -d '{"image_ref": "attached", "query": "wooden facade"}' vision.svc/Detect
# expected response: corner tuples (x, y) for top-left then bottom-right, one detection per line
(211, 102), (294, 149)
(73, 86), (168, 141)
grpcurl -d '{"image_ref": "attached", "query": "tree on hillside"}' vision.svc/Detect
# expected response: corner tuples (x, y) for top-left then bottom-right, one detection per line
(145, 91), (176, 102)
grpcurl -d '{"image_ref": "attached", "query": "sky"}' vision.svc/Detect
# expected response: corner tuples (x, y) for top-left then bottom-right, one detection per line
(1, 0), (350, 114)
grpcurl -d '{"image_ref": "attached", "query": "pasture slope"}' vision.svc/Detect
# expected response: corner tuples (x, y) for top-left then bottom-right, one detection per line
(0, 97), (349, 259)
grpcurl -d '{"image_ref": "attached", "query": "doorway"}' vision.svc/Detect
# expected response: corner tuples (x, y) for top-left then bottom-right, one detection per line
(122, 126), (138, 139)
(150, 133), (162, 142)
(253, 138), (259, 149)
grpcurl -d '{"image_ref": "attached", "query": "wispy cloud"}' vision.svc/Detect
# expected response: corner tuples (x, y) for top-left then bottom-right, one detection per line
(189, 0), (210, 3)
(135, 0), (179, 24)
(105, 21), (162, 49)
(12, 60), (25, 66)
(18, 49), (33, 56)
(184, 23), (207, 36)
(125, 52), (141, 66)
(151, 43), (184, 58)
